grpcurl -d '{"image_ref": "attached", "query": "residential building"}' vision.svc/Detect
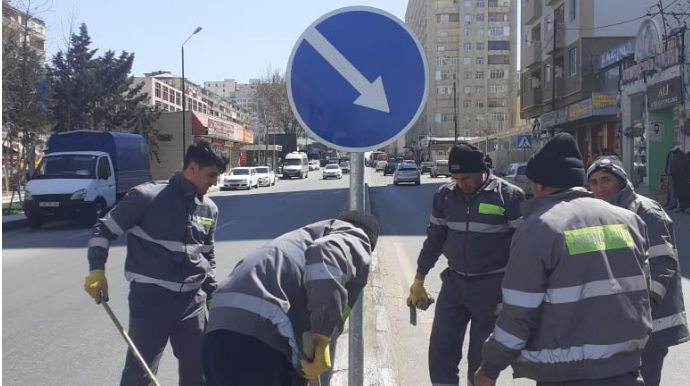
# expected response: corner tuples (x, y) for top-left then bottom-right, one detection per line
(2, 1), (46, 57)
(520, 0), (651, 164)
(405, 0), (518, 161)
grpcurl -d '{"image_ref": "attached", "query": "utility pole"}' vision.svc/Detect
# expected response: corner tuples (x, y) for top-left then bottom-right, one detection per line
(551, 15), (558, 137)
(453, 81), (458, 144)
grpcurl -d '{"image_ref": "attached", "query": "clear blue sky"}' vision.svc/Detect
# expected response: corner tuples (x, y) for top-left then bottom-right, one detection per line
(40, 0), (408, 85)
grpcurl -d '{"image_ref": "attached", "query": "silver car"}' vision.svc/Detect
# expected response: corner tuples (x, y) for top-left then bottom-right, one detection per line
(394, 163), (421, 185)
(502, 162), (532, 196)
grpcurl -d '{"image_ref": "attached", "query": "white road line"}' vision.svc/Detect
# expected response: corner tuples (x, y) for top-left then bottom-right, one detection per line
(394, 241), (416, 287)
(215, 220), (236, 231)
(64, 231), (92, 240)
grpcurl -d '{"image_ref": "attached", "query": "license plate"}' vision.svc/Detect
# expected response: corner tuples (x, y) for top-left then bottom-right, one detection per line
(39, 202), (59, 207)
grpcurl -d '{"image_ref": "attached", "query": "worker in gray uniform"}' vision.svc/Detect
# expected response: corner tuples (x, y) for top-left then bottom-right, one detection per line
(407, 143), (525, 386)
(84, 141), (228, 386)
(588, 156), (689, 386)
(202, 210), (379, 386)
(476, 133), (651, 386)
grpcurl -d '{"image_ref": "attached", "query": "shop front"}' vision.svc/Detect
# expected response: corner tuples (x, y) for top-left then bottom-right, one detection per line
(192, 112), (254, 168)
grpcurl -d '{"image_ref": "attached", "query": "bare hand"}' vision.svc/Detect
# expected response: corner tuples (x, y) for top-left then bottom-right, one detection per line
(474, 367), (496, 386)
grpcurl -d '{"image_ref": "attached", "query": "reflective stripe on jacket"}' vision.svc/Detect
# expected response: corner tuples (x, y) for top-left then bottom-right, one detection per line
(482, 188), (652, 383)
(608, 182), (689, 350)
(417, 174), (525, 276)
(87, 172), (218, 296)
(205, 219), (372, 367)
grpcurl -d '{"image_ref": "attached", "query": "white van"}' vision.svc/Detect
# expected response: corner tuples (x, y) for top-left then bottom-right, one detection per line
(282, 152), (309, 179)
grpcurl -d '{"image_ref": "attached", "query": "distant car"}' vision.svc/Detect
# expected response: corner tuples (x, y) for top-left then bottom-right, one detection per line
(322, 164), (342, 179)
(420, 161), (434, 174)
(339, 161), (351, 174)
(375, 160), (387, 171)
(308, 160), (320, 171)
(383, 161), (398, 176)
(222, 167), (258, 190)
(394, 162), (421, 185)
(502, 162), (532, 196)
(255, 166), (276, 187)
(430, 160), (450, 178)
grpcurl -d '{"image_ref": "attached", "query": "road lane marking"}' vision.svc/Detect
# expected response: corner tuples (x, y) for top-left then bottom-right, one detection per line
(65, 231), (92, 240)
(394, 242), (416, 287)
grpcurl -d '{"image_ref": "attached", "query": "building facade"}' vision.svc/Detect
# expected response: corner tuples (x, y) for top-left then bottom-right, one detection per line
(405, 0), (518, 160)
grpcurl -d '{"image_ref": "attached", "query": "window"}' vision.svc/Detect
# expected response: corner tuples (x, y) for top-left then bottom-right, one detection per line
(488, 55), (509, 64)
(488, 41), (510, 50)
(464, 71), (472, 79)
(441, 71), (458, 80)
(476, 0), (484, 6)
(464, 115), (472, 122)
(476, 101), (485, 108)
(476, 86), (484, 94)
(476, 42), (484, 50)
(162, 87), (169, 102)
(476, 28), (484, 37)
(569, 47), (578, 76)
(464, 43), (472, 51)
(439, 31), (449, 37)
(437, 55), (459, 66)
(463, 57), (472, 65)
(476, 71), (484, 79)
(476, 13), (484, 21)
(488, 112), (508, 121)
(154, 83), (161, 98)
(435, 113), (442, 123)
(442, 113), (455, 122)
(176, 92), (181, 106)
(490, 69), (506, 79)
(439, 14), (449, 23)
(464, 14), (473, 23)
(476, 114), (485, 121)
(464, 0), (472, 6)
(437, 46), (446, 52)
(464, 86), (471, 94)
(569, 0), (577, 21)
(463, 101), (471, 108)
(489, 27), (505, 36)
(489, 84), (508, 94)
(476, 57), (484, 65)
(545, 63), (552, 82)
(488, 100), (505, 108)
(464, 29), (472, 36)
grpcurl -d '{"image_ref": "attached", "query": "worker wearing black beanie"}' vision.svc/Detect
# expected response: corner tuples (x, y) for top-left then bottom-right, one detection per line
(448, 143), (487, 174)
(525, 133), (585, 189)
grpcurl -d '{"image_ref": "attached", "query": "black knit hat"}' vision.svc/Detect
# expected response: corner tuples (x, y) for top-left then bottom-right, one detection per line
(586, 156), (628, 183)
(448, 143), (486, 174)
(338, 210), (380, 249)
(526, 133), (585, 188)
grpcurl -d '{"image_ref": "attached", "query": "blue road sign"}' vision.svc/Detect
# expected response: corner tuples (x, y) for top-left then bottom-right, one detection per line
(287, 7), (429, 152)
(517, 134), (533, 149)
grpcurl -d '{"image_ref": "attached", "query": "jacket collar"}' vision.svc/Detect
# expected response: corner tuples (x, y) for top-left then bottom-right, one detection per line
(520, 187), (592, 218)
(605, 181), (637, 209)
(452, 172), (497, 196)
(170, 172), (204, 204)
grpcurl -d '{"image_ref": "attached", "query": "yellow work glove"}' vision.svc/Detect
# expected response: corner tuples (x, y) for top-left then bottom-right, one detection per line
(407, 278), (434, 310)
(84, 269), (108, 304)
(300, 333), (331, 379)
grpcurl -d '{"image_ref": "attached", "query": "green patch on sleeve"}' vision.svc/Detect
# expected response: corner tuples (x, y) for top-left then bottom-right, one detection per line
(342, 304), (352, 322)
(478, 203), (505, 216)
(197, 216), (214, 226)
(564, 224), (635, 255)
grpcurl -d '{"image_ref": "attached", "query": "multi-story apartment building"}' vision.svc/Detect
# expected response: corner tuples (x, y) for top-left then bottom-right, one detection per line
(2, 1), (46, 57)
(405, 0), (518, 160)
(520, 0), (651, 162)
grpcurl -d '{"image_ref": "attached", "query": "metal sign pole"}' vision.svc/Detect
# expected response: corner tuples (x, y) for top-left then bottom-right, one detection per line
(348, 152), (364, 386)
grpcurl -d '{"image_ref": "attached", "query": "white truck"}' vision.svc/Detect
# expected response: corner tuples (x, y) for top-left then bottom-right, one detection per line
(281, 151), (309, 179)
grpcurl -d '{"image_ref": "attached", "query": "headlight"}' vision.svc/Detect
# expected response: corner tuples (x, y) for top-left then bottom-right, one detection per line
(24, 190), (33, 200)
(71, 188), (86, 200)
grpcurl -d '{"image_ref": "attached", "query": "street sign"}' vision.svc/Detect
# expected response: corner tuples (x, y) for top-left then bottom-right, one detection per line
(287, 7), (429, 152)
(517, 134), (532, 149)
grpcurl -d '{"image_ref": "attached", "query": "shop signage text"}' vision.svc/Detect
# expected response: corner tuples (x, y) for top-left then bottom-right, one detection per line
(648, 77), (681, 110)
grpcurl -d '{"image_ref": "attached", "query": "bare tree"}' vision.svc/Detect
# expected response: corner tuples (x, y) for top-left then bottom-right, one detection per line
(254, 66), (303, 139)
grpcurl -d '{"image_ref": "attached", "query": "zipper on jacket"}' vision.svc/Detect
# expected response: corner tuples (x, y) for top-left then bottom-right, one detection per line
(463, 197), (471, 274)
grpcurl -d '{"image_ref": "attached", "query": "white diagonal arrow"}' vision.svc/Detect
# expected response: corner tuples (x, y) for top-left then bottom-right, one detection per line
(303, 27), (390, 113)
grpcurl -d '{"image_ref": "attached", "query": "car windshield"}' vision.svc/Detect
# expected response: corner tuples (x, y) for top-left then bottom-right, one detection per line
(399, 163), (417, 170)
(339, 162), (349, 167)
(284, 159), (302, 166)
(255, 167), (269, 173)
(325, 165), (339, 169)
(517, 165), (527, 174)
(231, 169), (249, 175)
(436, 160), (448, 165)
(32, 155), (97, 179)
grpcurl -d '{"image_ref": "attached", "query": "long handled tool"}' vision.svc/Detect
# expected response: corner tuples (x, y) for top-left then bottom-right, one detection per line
(100, 292), (162, 386)
(302, 332), (322, 386)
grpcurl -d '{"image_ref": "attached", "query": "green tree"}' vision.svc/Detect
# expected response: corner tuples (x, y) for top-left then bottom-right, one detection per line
(47, 23), (162, 160)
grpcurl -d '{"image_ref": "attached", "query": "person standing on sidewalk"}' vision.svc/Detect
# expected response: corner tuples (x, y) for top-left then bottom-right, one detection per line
(202, 211), (379, 386)
(407, 143), (525, 386)
(587, 156), (689, 386)
(83, 141), (228, 386)
(475, 133), (651, 386)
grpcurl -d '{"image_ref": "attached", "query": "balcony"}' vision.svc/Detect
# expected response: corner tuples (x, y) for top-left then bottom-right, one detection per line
(545, 24), (566, 53)
(523, 0), (542, 25)
(521, 86), (542, 109)
(524, 40), (543, 67)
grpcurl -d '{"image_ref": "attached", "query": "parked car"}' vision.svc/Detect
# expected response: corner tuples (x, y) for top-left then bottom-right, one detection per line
(394, 162), (421, 185)
(322, 164), (342, 179)
(222, 167), (259, 190)
(308, 160), (320, 171)
(339, 161), (351, 174)
(255, 166), (276, 187)
(502, 162), (532, 196)
(420, 161), (434, 174)
(383, 161), (399, 176)
(375, 160), (388, 171)
(430, 160), (450, 178)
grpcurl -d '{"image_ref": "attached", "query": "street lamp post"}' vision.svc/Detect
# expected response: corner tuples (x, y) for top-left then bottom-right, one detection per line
(181, 26), (202, 162)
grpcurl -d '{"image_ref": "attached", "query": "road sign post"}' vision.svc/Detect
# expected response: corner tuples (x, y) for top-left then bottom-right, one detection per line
(287, 7), (428, 385)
